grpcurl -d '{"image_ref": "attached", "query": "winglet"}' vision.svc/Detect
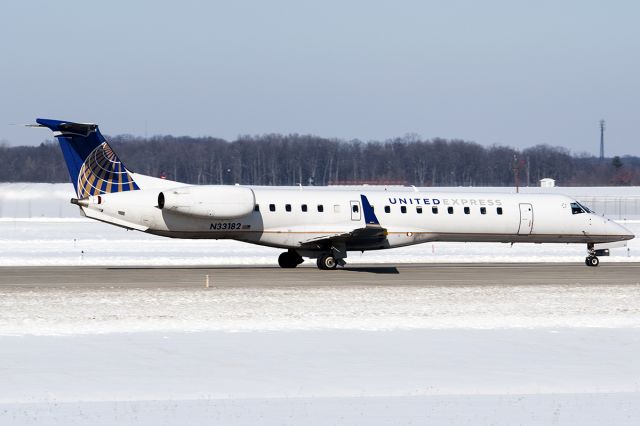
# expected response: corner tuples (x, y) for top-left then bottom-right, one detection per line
(360, 194), (380, 225)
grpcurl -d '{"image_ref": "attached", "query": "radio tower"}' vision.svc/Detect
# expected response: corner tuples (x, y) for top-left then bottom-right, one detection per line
(599, 119), (605, 160)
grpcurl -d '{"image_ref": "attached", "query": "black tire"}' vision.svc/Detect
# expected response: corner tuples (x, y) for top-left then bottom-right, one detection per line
(589, 256), (600, 267)
(290, 250), (304, 266)
(317, 254), (337, 270)
(585, 257), (590, 266)
(278, 252), (296, 268)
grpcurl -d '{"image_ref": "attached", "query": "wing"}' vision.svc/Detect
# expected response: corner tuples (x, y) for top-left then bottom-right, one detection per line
(298, 194), (388, 249)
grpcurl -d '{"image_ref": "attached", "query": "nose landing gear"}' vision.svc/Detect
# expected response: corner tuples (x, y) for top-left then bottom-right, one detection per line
(585, 255), (600, 267)
(585, 243), (600, 267)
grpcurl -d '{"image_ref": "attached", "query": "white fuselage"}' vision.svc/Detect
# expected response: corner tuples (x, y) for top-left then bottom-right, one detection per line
(78, 178), (634, 257)
(36, 117), (633, 267)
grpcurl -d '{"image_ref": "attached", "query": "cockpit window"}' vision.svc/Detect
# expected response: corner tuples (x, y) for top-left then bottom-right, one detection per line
(570, 202), (585, 215)
(577, 202), (592, 213)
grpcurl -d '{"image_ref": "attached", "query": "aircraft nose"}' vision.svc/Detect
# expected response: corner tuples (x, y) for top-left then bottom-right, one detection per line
(612, 220), (635, 241)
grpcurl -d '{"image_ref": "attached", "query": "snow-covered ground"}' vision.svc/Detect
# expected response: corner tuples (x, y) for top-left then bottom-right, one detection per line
(0, 182), (638, 266)
(2, 275), (640, 424)
(2, 183), (640, 424)
(2, 282), (640, 335)
(2, 330), (640, 425)
(0, 219), (638, 266)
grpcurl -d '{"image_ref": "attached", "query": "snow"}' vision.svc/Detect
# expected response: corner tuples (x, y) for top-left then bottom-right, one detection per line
(1, 220), (638, 266)
(0, 182), (637, 267)
(1, 330), (640, 425)
(2, 182), (640, 424)
(2, 283), (640, 336)
(0, 183), (79, 218)
(2, 269), (640, 423)
(3, 393), (640, 426)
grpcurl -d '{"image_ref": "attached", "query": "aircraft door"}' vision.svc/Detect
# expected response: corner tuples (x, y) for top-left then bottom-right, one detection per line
(517, 203), (533, 235)
(350, 200), (361, 221)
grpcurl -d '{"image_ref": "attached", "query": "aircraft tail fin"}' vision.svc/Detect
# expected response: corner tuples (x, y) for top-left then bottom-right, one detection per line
(36, 118), (140, 197)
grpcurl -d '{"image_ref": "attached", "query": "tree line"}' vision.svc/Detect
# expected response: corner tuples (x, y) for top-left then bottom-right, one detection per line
(1, 134), (638, 186)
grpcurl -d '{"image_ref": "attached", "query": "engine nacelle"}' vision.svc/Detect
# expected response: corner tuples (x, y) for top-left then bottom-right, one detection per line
(158, 185), (255, 219)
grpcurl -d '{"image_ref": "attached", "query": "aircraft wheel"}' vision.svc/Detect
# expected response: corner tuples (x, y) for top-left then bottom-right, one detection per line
(317, 254), (337, 270)
(278, 252), (297, 268)
(587, 256), (600, 267)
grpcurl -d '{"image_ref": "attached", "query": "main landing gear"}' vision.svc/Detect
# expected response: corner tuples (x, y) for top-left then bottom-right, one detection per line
(278, 245), (347, 270)
(317, 254), (337, 270)
(585, 243), (600, 267)
(316, 244), (347, 270)
(316, 253), (348, 270)
(278, 250), (304, 268)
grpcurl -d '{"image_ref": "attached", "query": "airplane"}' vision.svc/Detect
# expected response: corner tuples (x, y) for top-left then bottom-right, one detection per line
(34, 118), (634, 269)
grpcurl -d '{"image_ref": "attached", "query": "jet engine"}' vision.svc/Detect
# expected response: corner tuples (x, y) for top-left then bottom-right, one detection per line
(157, 185), (255, 219)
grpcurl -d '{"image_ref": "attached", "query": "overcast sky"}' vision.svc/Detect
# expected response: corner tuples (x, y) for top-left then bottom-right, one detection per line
(1, 0), (638, 155)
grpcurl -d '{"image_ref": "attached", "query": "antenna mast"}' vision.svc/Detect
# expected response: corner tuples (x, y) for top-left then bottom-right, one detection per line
(599, 119), (605, 160)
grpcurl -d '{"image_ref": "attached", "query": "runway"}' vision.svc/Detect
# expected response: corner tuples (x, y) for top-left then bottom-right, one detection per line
(1, 263), (639, 288)
(3, 262), (640, 425)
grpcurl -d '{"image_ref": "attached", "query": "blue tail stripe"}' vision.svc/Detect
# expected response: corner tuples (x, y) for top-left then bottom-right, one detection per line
(56, 137), (86, 194)
(360, 195), (380, 225)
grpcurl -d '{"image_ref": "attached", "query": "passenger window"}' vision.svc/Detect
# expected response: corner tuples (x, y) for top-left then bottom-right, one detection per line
(448, 207), (454, 214)
(464, 207), (470, 214)
(384, 206), (391, 213)
(570, 202), (585, 215)
(497, 207), (503, 215)
(317, 204), (324, 212)
(401, 206), (407, 214)
(301, 204), (308, 212)
(352, 204), (359, 213)
(480, 207), (486, 215)
(269, 204), (276, 212)
(416, 206), (423, 214)
(254, 204), (260, 212)
(432, 206), (438, 214)
(285, 204), (292, 212)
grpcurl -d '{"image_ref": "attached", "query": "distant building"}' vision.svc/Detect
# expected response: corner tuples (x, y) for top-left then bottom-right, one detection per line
(540, 178), (556, 188)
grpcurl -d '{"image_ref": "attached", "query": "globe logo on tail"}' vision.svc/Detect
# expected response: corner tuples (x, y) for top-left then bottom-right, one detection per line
(77, 142), (139, 198)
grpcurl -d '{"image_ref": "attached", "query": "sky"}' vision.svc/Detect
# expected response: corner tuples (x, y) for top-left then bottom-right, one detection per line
(1, 0), (639, 156)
